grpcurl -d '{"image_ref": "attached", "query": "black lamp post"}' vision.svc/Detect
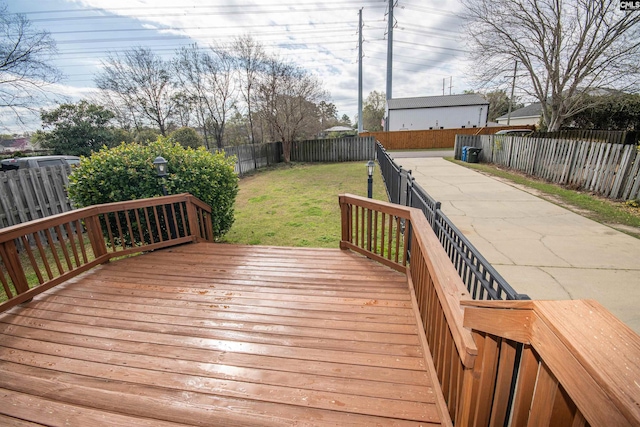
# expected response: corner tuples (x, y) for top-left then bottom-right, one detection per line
(153, 156), (176, 238)
(366, 160), (375, 198)
(153, 156), (168, 196)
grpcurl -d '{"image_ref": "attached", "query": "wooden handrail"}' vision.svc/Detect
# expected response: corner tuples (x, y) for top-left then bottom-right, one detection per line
(339, 193), (478, 424)
(462, 299), (640, 426)
(0, 193), (214, 313)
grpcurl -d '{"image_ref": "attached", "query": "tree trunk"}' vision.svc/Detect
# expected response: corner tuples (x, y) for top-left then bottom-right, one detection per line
(282, 140), (291, 163)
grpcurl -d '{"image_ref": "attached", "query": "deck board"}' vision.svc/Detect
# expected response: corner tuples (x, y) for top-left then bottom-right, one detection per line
(0, 243), (449, 426)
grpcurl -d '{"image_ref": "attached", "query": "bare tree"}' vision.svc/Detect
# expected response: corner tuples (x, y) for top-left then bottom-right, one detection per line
(232, 35), (265, 144)
(256, 57), (327, 162)
(463, 0), (640, 130)
(173, 44), (236, 149)
(96, 47), (175, 136)
(0, 7), (61, 127)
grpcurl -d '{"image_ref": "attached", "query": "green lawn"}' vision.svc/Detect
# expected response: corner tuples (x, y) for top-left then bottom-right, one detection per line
(222, 162), (388, 247)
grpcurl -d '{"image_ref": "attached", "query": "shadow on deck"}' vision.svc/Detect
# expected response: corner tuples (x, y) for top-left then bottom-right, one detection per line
(0, 243), (445, 426)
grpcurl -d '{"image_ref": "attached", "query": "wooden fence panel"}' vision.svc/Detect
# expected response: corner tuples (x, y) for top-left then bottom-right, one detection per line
(0, 165), (73, 229)
(474, 135), (640, 201)
(291, 136), (375, 162)
(365, 125), (535, 151)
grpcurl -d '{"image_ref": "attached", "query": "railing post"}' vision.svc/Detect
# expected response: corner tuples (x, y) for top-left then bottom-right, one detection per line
(339, 197), (351, 249)
(85, 214), (108, 258)
(186, 197), (200, 239)
(0, 241), (29, 295)
(432, 201), (442, 233)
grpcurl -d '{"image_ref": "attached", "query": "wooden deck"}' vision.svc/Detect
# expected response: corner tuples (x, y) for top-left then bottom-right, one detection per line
(0, 242), (449, 426)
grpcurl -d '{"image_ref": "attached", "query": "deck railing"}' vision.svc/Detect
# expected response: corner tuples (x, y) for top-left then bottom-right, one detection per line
(340, 193), (478, 424)
(375, 141), (525, 300)
(462, 299), (640, 427)
(0, 193), (213, 313)
(339, 193), (640, 427)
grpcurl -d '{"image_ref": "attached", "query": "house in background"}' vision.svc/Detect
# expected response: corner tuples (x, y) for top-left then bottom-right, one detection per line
(496, 102), (542, 127)
(0, 136), (33, 153)
(386, 94), (489, 131)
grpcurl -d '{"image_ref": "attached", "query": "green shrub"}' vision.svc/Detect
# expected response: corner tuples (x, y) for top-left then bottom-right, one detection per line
(169, 127), (204, 148)
(68, 138), (239, 239)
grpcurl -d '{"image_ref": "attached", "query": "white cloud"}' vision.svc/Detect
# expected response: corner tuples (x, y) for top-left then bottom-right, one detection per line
(11, 0), (481, 128)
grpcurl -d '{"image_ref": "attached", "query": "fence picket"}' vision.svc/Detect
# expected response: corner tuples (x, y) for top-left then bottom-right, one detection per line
(472, 134), (640, 201)
(611, 146), (636, 199)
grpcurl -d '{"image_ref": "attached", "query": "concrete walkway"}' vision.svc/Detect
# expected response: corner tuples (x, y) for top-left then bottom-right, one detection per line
(395, 157), (640, 334)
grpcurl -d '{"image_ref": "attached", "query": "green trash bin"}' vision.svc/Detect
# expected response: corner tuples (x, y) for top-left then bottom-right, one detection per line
(467, 147), (482, 163)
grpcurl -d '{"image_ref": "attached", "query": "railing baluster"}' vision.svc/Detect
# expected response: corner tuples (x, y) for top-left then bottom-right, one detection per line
(373, 210), (378, 254)
(54, 225), (73, 271)
(144, 207), (155, 244)
(114, 211), (125, 249)
(170, 203), (180, 238)
(152, 206), (164, 242)
(63, 223), (81, 268)
(44, 228), (64, 275)
(123, 209), (134, 247)
(134, 208), (144, 244)
(21, 235), (44, 284)
(0, 264), (13, 299)
(380, 212), (386, 255)
(387, 214), (392, 260)
(33, 232), (53, 280)
(74, 219), (89, 264)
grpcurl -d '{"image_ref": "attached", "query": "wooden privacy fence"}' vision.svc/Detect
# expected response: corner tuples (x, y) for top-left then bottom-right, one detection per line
(291, 136), (375, 162)
(339, 193), (640, 426)
(456, 134), (640, 201)
(0, 165), (72, 229)
(0, 193), (213, 312)
(363, 126), (535, 150)
(220, 137), (375, 176)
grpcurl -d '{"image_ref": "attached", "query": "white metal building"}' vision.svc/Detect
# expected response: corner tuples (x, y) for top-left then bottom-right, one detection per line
(386, 94), (489, 131)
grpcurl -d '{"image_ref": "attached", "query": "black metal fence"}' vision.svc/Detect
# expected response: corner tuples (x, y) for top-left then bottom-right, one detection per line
(376, 142), (527, 300)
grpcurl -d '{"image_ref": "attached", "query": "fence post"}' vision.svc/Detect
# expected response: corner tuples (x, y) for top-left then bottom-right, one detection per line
(400, 169), (410, 207)
(406, 172), (414, 208)
(432, 201), (442, 234)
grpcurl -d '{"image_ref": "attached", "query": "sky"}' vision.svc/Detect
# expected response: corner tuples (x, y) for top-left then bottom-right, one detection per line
(5, 0), (491, 132)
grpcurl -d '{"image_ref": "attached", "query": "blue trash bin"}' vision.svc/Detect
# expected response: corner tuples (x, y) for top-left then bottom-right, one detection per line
(461, 146), (469, 162)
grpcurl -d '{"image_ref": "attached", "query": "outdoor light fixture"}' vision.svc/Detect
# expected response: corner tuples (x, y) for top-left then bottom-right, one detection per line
(153, 156), (168, 178)
(366, 160), (375, 198)
(152, 156), (176, 238)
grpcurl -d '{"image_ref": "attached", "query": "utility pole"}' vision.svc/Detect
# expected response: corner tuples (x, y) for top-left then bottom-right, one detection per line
(442, 78), (445, 96)
(449, 76), (453, 95)
(385, 0), (394, 130)
(358, 8), (363, 133)
(507, 60), (518, 125)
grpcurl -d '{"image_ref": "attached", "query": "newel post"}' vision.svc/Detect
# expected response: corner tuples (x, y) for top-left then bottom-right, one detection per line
(339, 196), (351, 249)
(185, 197), (200, 240)
(85, 214), (107, 258)
(0, 241), (29, 295)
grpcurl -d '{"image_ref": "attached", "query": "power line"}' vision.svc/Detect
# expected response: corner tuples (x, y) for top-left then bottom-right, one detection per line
(29, 5), (387, 23)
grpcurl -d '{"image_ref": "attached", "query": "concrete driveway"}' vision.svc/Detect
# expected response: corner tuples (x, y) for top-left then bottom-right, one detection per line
(395, 157), (640, 334)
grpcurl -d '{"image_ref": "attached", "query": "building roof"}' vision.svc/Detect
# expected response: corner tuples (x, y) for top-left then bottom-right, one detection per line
(324, 125), (354, 132)
(496, 102), (543, 120)
(387, 94), (489, 110)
